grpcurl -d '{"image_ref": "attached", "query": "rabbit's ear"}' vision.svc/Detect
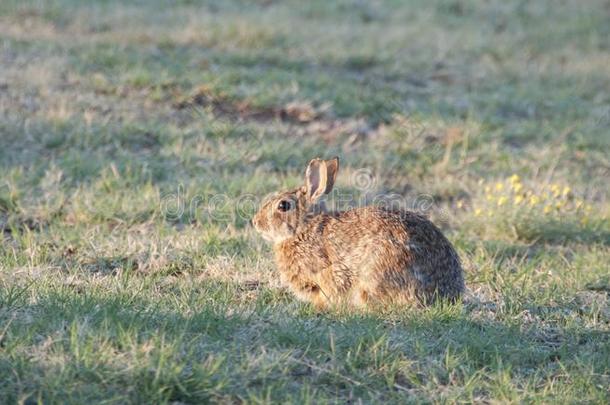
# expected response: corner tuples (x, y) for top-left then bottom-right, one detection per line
(323, 157), (339, 194)
(305, 158), (328, 203)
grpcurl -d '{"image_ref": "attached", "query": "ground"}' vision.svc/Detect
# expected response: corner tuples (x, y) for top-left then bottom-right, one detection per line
(0, 0), (609, 403)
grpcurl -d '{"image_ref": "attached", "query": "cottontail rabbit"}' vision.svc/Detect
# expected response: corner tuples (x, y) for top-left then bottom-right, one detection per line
(252, 157), (464, 309)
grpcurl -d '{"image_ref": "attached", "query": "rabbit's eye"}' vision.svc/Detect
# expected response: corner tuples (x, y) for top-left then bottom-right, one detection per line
(277, 200), (292, 212)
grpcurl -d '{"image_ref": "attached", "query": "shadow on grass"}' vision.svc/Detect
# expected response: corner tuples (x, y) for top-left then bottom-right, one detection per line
(1, 277), (608, 402)
(514, 218), (610, 246)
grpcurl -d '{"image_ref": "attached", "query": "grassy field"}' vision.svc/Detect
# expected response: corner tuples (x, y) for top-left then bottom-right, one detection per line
(1, 0), (609, 403)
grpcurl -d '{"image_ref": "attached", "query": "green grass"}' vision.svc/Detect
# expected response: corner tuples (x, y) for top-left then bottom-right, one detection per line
(1, 0), (609, 403)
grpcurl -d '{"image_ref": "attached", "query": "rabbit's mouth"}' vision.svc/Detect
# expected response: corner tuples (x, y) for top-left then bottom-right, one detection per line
(251, 213), (265, 233)
(258, 231), (276, 242)
(252, 215), (295, 244)
(253, 224), (291, 244)
(252, 214), (273, 242)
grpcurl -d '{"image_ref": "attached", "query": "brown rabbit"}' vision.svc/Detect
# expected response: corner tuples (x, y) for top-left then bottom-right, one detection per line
(252, 157), (464, 309)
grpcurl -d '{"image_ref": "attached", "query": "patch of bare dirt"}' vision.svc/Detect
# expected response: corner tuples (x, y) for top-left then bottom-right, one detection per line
(1, 214), (48, 238)
(173, 85), (382, 141)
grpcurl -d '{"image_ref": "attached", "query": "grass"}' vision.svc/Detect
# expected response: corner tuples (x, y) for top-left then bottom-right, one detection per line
(0, 0), (609, 403)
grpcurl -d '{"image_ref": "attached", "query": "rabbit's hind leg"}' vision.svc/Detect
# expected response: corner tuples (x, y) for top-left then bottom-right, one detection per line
(292, 282), (329, 310)
(351, 288), (371, 308)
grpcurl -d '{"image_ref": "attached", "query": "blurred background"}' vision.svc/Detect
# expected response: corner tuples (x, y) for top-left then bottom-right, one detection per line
(0, 1), (609, 403)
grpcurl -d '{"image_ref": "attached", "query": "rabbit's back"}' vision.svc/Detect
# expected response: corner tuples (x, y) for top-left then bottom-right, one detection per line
(295, 206), (464, 305)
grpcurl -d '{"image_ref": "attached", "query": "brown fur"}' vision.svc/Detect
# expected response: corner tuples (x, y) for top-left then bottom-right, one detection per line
(252, 157), (464, 309)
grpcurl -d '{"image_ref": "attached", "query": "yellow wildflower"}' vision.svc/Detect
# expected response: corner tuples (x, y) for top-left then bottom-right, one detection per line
(495, 182), (504, 191)
(474, 208), (482, 216)
(509, 174), (520, 184)
(497, 196), (507, 206)
(529, 195), (540, 206)
(514, 195), (524, 204)
(562, 186), (571, 197)
(512, 183), (523, 193)
(551, 184), (561, 197)
(543, 205), (553, 214)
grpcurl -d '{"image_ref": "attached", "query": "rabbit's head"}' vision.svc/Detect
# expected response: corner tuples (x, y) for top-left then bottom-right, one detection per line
(252, 157), (339, 243)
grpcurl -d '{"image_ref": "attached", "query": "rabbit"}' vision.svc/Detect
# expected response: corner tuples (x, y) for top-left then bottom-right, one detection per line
(252, 157), (464, 310)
